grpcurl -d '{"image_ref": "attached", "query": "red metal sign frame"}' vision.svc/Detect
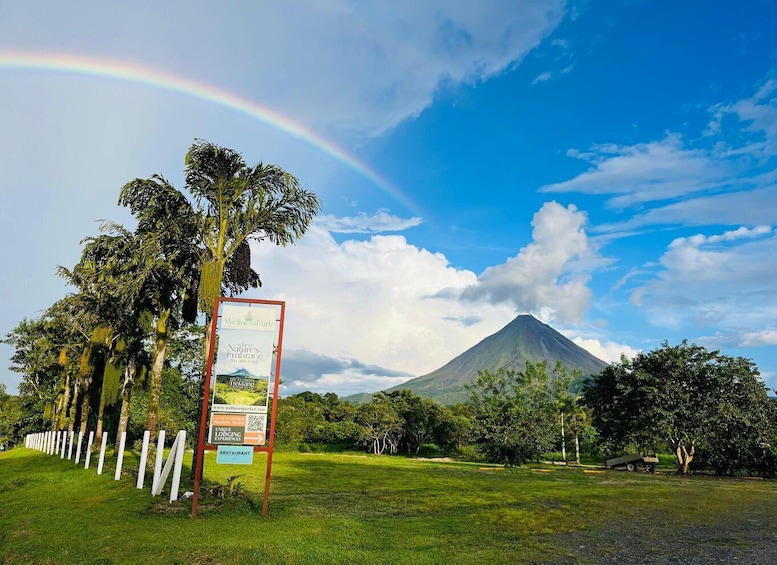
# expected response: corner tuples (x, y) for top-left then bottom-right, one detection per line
(192, 296), (286, 518)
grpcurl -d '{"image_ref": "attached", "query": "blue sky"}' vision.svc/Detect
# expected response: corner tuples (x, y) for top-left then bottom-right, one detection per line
(2, 1), (777, 397)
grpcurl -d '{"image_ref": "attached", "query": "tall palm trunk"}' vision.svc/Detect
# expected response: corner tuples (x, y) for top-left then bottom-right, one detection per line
(78, 375), (92, 438)
(115, 357), (137, 449)
(190, 314), (215, 480)
(574, 432), (581, 465)
(146, 309), (171, 445)
(57, 372), (71, 430)
(67, 378), (79, 434)
(95, 393), (106, 448)
(560, 413), (567, 463)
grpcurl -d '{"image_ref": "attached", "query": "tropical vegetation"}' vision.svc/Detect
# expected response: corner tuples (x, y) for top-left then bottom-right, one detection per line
(2, 141), (776, 479)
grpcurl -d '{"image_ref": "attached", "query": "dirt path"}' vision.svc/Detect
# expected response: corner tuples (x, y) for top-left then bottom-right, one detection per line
(552, 500), (777, 564)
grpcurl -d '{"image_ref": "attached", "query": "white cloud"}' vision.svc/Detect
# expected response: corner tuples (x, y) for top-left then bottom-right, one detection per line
(596, 185), (777, 234)
(280, 349), (414, 396)
(629, 226), (777, 337)
(460, 202), (606, 324)
(715, 77), (777, 159)
(741, 331), (777, 347)
(532, 71), (553, 84)
(315, 210), (423, 233)
(1, 1), (567, 139)
(248, 204), (615, 396)
(286, 371), (411, 398)
(570, 337), (640, 364)
(668, 225), (772, 247)
(540, 134), (732, 208)
(249, 222), (518, 387)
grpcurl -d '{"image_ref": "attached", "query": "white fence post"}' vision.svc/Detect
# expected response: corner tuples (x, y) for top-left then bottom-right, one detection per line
(151, 430), (166, 495)
(97, 432), (108, 475)
(151, 430), (187, 502)
(67, 431), (74, 460)
(75, 432), (84, 464)
(136, 431), (151, 489)
(114, 432), (127, 481)
(84, 431), (95, 469)
(168, 431), (187, 502)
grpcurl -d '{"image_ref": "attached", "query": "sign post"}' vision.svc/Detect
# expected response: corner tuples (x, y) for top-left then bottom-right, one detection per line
(192, 297), (285, 518)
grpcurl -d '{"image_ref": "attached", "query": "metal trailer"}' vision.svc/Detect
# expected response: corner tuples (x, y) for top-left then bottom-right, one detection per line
(605, 453), (659, 473)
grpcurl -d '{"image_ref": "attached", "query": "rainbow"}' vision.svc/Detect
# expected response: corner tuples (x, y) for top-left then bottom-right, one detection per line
(0, 50), (422, 216)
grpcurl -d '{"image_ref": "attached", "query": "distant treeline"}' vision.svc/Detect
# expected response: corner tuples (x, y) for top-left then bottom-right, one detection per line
(3, 320), (776, 477)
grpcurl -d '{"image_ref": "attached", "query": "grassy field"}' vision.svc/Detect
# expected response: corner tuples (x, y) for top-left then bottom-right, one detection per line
(1, 446), (776, 564)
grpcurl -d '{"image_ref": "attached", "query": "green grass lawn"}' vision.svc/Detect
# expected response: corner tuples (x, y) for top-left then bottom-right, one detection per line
(1, 446), (776, 564)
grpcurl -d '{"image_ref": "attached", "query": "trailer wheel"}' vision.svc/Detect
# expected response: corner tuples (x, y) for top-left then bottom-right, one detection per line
(626, 462), (636, 472)
(644, 463), (655, 474)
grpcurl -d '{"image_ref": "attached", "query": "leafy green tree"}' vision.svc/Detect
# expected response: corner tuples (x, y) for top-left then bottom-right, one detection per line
(380, 390), (437, 455)
(183, 140), (320, 320)
(3, 302), (87, 435)
(357, 394), (404, 455)
(3, 317), (64, 429)
(126, 328), (202, 444)
(466, 363), (556, 466)
(60, 229), (149, 447)
(273, 394), (327, 446)
(0, 384), (22, 448)
(582, 341), (775, 475)
(693, 356), (777, 476)
(433, 404), (473, 454)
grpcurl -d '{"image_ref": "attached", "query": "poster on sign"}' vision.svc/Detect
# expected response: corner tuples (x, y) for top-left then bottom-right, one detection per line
(209, 412), (267, 445)
(208, 305), (276, 445)
(211, 305), (275, 415)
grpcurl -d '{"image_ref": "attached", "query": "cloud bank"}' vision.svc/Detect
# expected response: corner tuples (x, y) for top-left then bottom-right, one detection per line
(251, 204), (611, 395)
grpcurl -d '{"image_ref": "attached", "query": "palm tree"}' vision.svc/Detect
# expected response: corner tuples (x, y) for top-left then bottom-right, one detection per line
(183, 139), (320, 321)
(117, 181), (201, 444)
(118, 140), (319, 470)
(59, 248), (124, 444)
(2, 313), (71, 432)
(68, 228), (152, 448)
(182, 139), (320, 474)
(549, 361), (586, 465)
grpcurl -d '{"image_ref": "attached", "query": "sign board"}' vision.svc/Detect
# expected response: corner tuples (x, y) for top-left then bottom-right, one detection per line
(209, 412), (267, 445)
(193, 298), (285, 519)
(216, 445), (254, 465)
(208, 305), (275, 446)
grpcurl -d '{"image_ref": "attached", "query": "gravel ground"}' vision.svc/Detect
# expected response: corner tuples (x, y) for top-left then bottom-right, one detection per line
(550, 501), (777, 564)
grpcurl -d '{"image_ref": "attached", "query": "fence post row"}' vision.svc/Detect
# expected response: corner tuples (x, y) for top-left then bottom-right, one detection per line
(22, 429), (187, 504)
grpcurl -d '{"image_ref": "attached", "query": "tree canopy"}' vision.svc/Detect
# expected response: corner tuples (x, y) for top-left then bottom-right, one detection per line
(466, 362), (557, 466)
(582, 341), (776, 475)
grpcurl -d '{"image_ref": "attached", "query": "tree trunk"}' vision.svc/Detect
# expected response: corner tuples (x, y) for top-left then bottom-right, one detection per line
(67, 379), (79, 434)
(190, 315), (216, 480)
(675, 440), (695, 474)
(95, 392), (106, 449)
(560, 413), (567, 463)
(57, 372), (71, 430)
(574, 432), (581, 465)
(115, 358), (136, 450)
(146, 309), (170, 445)
(78, 377), (92, 438)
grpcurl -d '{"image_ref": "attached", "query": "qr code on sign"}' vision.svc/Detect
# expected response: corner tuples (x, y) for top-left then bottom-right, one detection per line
(246, 414), (266, 432)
